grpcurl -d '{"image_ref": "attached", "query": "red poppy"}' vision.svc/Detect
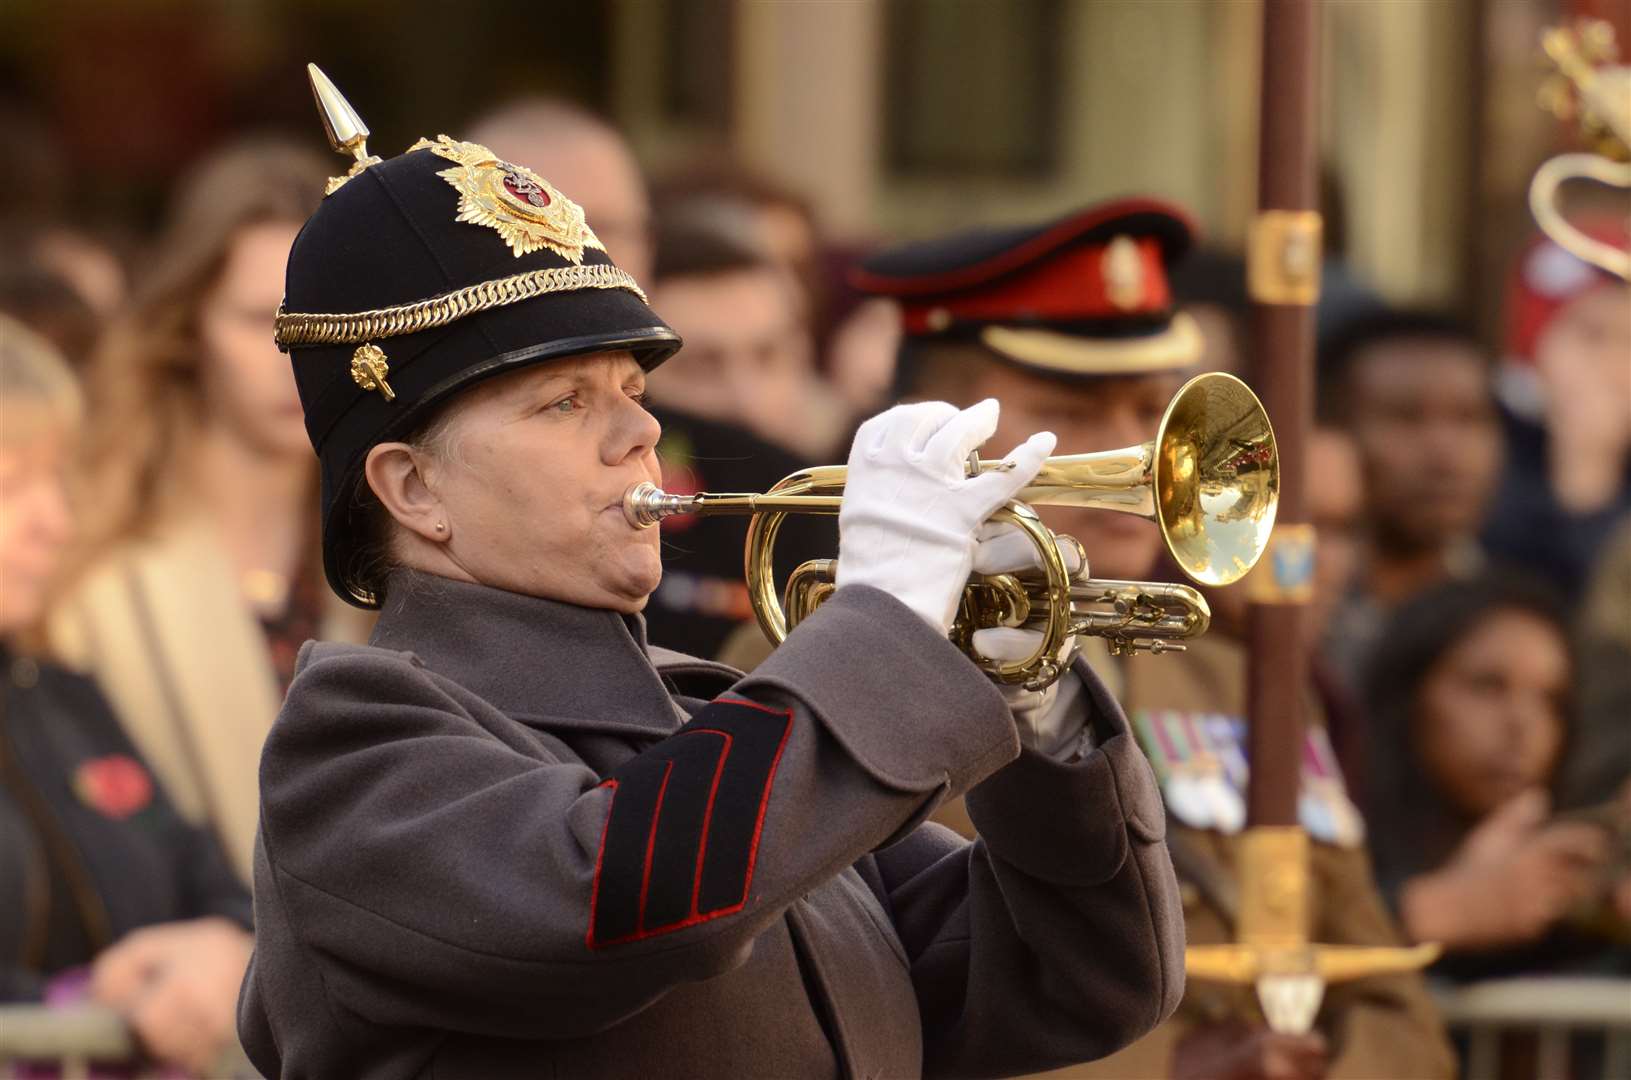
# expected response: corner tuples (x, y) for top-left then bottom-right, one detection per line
(73, 755), (153, 820)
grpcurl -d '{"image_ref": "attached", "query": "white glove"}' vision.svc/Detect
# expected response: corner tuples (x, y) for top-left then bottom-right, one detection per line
(970, 520), (1086, 578)
(835, 398), (1056, 636)
(970, 521), (1094, 760)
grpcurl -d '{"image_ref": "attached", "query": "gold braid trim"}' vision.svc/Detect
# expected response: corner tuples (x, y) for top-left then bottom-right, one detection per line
(274, 263), (647, 348)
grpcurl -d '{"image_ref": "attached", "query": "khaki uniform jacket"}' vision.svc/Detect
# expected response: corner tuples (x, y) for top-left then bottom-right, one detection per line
(237, 572), (1185, 1079)
(48, 516), (373, 883)
(942, 637), (1454, 1080)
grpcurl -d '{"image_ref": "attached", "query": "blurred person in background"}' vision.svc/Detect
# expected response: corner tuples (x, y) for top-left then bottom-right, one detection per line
(0, 253), (101, 373)
(1560, 519), (1631, 812)
(1, 316), (252, 1076)
(1169, 249), (1250, 377)
(1317, 310), (1504, 693)
(1485, 224), (1631, 603)
(652, 160), (854, 453)
(644, 218), (846, 459)
(466, 97), (654, 282)
(856, 202), (1201, 599)
(1363, 575), (1629, 981)
(22, 228), (128, 325)
(1300, 426), (1374, 799)
(654, 164), (826, 332)
(46, 139), (373, 886)
(823, 294), (902, 417)
(0, 109), (129, 322)
(856, 200), (1453, 1080)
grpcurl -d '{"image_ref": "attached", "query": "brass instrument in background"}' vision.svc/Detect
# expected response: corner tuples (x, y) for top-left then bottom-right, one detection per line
(625, 372), (1279, 689)
(1531, 19), (1630, 280)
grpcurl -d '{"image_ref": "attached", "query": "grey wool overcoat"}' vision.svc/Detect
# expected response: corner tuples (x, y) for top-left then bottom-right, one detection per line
(237, 570), (1184, 1078)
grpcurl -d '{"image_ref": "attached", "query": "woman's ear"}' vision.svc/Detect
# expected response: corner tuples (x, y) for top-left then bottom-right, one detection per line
(364, 442), (449, 544)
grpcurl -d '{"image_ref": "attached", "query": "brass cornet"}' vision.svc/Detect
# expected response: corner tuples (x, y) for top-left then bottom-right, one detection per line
(624, 372), (1279, 689)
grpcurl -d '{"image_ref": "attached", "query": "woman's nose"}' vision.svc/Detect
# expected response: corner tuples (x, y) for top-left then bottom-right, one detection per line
(1502, 692), (1554, 755)
(34, 480), (76, 546)
(606, 391), (662, 464)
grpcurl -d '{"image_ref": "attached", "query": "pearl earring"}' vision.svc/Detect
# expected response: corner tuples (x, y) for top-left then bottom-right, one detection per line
(434, 521), (446, 532)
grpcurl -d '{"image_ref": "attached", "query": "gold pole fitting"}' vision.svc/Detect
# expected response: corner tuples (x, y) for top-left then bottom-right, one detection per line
(1247, 210), (1323, 305)
(1243, 523), (1316, 605)
(1238, 826), (1310, 951)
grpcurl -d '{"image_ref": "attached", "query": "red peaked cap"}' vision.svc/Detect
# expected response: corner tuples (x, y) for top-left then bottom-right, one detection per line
(850, 197), (1198, 337)
(1504, 218), (1629, 363)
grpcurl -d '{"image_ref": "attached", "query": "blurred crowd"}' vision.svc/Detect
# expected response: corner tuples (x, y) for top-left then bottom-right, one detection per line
(2, 92), (1628, 1078)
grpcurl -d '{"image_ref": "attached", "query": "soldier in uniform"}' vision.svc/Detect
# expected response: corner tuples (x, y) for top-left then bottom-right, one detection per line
(854, 200), (1457, 1080)
(235, 75), (1185, 1078)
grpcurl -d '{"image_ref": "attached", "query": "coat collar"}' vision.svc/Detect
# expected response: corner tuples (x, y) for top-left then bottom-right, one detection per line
(368, 569), (687, 737)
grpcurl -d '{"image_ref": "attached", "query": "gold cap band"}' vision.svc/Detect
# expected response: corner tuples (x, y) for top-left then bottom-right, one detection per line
(274, 263), (647, 349)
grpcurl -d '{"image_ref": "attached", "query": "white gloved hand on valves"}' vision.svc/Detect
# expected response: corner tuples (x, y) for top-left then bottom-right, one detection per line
(834, 398), (1055, 637)
(970, 521), (1095, 761)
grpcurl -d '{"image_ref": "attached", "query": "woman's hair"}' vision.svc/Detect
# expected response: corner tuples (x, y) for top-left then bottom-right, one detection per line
(652, 218), (776, 285)
(1362, 574), (1572, 893)
(64, 137), (327, 579)
(0, 312), (82, 445)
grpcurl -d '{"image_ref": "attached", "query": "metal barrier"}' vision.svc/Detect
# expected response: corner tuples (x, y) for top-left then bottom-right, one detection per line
(1434, 977), (1631, 1080)
(0, 1005), (258, 1079)
(0, 1005), (133, 1078)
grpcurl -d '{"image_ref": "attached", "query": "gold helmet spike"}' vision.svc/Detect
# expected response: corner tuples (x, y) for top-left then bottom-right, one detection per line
(307, 63), (383, 196)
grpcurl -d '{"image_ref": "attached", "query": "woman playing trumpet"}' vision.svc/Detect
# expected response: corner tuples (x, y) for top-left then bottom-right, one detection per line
(238, 72), (1183, 1079)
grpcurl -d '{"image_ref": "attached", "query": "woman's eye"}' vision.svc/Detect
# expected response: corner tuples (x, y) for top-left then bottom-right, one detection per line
(1457, 670), (1506, 697)
(544, 395), (578, 415)
(628, 389), (649, 406)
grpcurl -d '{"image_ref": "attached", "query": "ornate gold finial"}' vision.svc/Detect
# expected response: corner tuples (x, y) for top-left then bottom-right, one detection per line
(307, 63), (383, 196)
(1537, 20), (1628, 161)
(1529, 20), (1630, 280)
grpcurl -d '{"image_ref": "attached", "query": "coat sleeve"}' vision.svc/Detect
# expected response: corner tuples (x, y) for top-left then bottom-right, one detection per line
(865, 657), (1187, 1079)
(254, 586), (1021, 1040)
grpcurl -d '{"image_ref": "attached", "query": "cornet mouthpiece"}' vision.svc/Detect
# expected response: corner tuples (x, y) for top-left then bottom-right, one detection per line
(623, 481), (694, 528)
